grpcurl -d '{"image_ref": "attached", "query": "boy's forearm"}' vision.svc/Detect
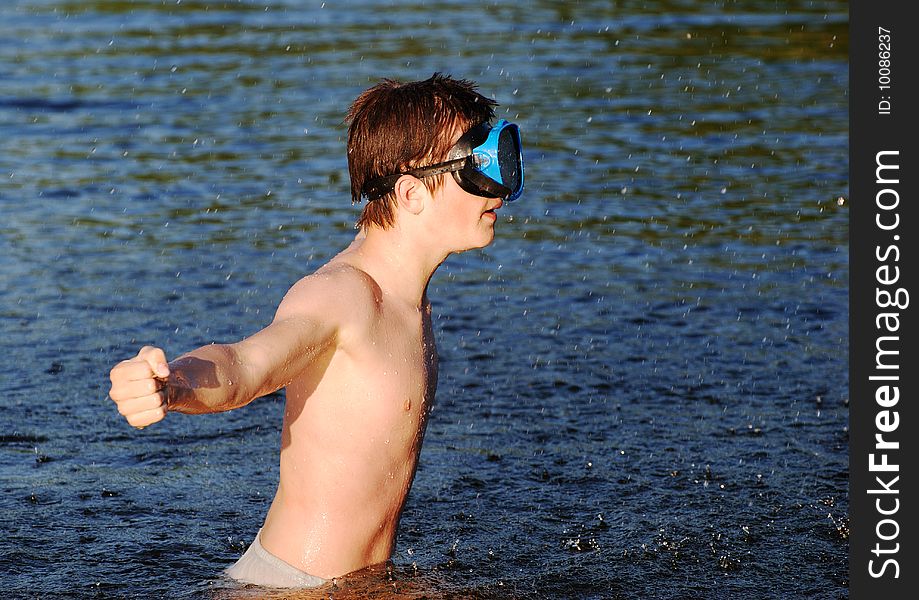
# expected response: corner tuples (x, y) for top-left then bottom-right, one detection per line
(165, 344), (251, 414)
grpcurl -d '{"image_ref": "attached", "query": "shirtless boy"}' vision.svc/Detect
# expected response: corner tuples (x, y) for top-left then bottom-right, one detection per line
(107, 73), (524, 588)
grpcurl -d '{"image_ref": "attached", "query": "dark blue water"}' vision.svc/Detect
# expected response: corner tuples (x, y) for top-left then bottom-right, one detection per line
(1, 1), (848, 598)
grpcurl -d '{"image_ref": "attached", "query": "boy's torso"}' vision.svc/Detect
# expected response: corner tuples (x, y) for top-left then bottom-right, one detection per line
(258, 257), (438, 579)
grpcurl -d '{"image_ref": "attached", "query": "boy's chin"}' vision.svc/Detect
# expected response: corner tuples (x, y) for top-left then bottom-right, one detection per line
(456, 235), (495, 253)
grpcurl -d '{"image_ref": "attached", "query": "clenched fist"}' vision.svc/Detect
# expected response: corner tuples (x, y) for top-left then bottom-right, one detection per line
(109, 346), (171, 428)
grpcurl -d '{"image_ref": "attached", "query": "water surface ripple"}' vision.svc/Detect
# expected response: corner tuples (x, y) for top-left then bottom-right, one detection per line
(1, 1), (847, 598)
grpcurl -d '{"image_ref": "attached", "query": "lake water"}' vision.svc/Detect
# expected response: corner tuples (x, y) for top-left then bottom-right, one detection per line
(0, 1), (849, 598)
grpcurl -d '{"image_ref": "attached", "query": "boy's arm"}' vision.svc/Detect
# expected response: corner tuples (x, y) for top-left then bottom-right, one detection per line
(164, 310), (338, 415)
(109, 268), (371, 428)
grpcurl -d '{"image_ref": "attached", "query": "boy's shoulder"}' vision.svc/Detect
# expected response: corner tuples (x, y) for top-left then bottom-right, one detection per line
(275, 261), (382, 326)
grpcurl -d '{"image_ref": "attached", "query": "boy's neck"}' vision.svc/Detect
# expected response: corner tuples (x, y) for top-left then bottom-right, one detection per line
(344, 226), (448, 310)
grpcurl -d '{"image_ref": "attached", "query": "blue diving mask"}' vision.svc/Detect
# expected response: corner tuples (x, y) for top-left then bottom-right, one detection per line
(361, 119), (524, 203)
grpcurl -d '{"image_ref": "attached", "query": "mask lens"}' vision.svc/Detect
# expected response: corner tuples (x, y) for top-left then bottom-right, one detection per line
(497, 126), (521, 194)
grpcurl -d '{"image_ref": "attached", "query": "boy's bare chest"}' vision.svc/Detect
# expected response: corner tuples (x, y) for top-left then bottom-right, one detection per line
(363, 308), (438, 410)
(284, 307), (437, 452)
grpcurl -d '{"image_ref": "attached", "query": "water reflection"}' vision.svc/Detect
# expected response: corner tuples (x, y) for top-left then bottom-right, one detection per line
(1, 0), (847, 598)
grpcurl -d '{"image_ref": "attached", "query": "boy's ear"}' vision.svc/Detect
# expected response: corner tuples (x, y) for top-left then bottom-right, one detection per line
(393, 175), (428, 215)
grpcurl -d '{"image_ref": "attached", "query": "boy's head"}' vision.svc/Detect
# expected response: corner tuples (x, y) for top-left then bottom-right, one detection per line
(346, 73), (498, 230)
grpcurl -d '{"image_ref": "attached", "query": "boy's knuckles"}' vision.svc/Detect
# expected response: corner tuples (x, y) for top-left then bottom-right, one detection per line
(109, 363), (130, 382)
(138, 346), (166, 363)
